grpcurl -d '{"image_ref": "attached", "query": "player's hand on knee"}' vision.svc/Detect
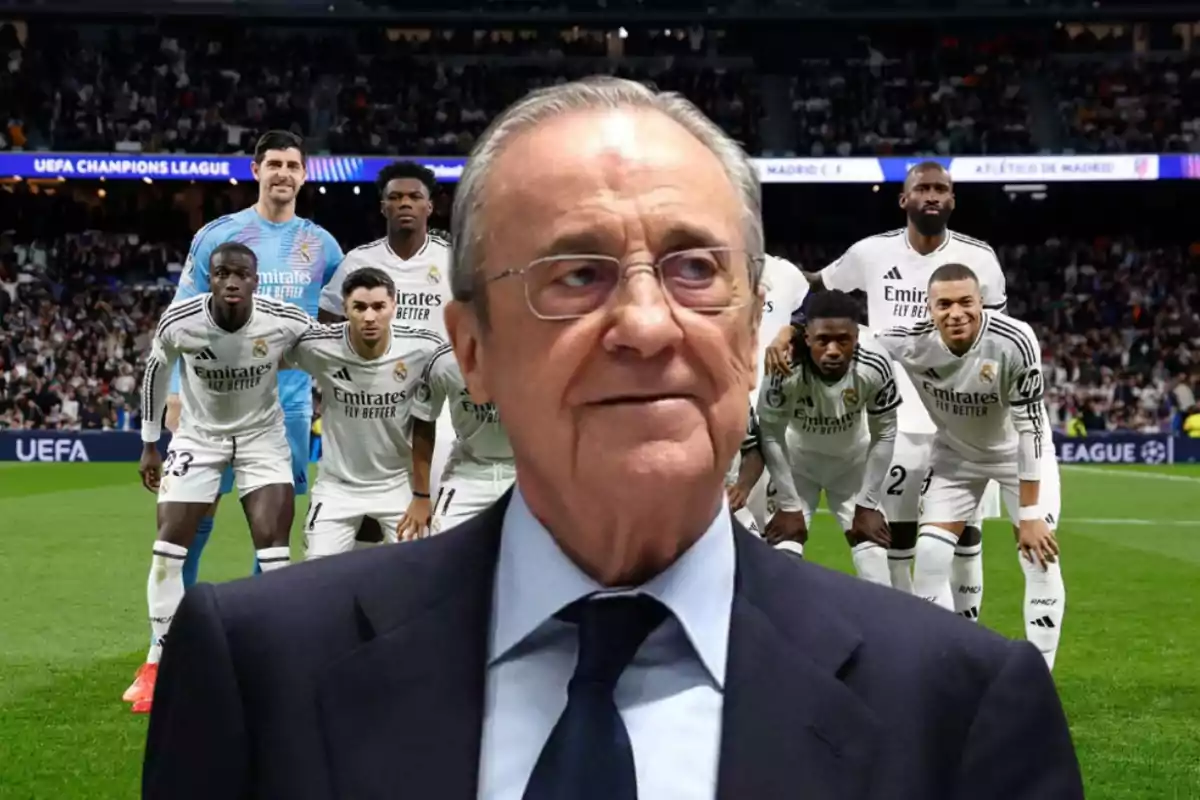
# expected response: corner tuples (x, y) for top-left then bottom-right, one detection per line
(850, 505), (891, 547)
(1017, 518), (1059, 569)
(726, 482), (750, 512)
(764, 509), (808, 547)
(164, 394), (183, 434)
(396, 496), (434, 542)
(139, 444), (163, 493)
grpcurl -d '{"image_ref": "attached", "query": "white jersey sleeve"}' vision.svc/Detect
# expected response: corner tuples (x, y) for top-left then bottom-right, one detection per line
(317, 248), (369, 316)
(140, 301), (189, 442)
(412, 341), (454, 424)
(949, 232), (1008, 312)
(855, 335), (900, 509)
(997, 316), (1046, 482)
(756, 375), (804, 512)
(818, 239), (871, 293)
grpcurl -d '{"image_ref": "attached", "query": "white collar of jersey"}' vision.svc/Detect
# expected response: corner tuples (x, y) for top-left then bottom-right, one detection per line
(937, 311), (991, 359)
(903, 227), (953, 254)
(385, 233), (429, 262)
(204, 294), (255, 333)
(342, 322), (393, 361)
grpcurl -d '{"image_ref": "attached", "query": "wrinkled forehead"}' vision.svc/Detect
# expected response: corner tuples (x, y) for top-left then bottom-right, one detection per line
(478, 108), (744, 259)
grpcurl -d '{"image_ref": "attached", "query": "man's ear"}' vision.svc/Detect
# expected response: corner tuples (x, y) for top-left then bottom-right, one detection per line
(443, 299), (491, 404)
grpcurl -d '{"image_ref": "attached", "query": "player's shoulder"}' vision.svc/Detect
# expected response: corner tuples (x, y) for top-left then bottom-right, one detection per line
(297, 321), (347, 346)
(191, 210), (249, 245)
(850, 227), (906, 254)
(947, 229), (1001, 263)
(427, 229), (452, 253)
(421, 338), (457, 380)
(343, 237), (389, 267)
(983, 313), (1039, 360)
(254, 295), (313, 325)
(852, 336), (894, 378)
(875, 318), (936, 341)
(390, 323), (446, 349)
(156, 294), (209, 335)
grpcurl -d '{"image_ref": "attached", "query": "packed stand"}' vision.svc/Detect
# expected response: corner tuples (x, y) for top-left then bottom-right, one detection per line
(0, 231), (182, 432)
(0, 22), (760, 157)
(778, 237), (1200, 433)
(786, 33), (1036, 157)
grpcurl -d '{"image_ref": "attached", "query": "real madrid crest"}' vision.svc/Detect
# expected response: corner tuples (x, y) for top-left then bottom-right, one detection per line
(298, 239), (313, 264)
(842, 387), (859, 406)
(427, 265), (441, 285)
(393, 360), (408, 382)
(978, 360), (997, 384)
(252, 338), (269, 358)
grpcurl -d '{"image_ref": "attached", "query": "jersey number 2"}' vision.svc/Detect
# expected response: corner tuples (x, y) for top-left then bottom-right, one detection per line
(885, 465), (907, 496)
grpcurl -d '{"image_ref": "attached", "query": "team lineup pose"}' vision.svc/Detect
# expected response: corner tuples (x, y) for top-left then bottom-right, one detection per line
(287, 268), (445, 557)
(164, 131), (343, 586)
(412, 341), (516, 533)
(766, 161), (1006, 619)
(876, 264), (1066, 669)
(756, 290), (900, 585)
(130, 243), (314, 712)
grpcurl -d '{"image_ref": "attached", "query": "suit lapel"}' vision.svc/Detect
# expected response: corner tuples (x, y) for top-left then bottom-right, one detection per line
(315, 494), (510, 800)
(717, 525), (882, 800)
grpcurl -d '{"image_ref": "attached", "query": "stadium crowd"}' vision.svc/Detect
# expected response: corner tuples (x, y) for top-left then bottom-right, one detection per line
(2, 203), (1196, 435)
(2, 20), (1200, 158)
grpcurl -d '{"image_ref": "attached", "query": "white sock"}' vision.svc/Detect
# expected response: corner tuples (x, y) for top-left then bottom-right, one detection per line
(913, 526), (957, 611)
(257, 546), (291, 572)
(888, 547), (915, 593)
(850, 541), (891, 587)
(146, 541), (188, 664)
(952, 542), (984, 622)
(1020, 551), (1066, 671)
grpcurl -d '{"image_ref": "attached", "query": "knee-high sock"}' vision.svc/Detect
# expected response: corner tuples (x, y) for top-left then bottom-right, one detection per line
(887, 548), (915, 593)
(850, 541), (891, 587)
(181, 516), (213, 589)
(146, 542), (188, 664)
(256, 546), (290, 573)
(952, 541), (984, 622)
(1020, 552), (1066, 671)
(913, 526), (957, 611)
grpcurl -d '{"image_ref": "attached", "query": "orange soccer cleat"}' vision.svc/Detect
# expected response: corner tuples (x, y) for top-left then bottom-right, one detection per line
(125, 663), (158, 713)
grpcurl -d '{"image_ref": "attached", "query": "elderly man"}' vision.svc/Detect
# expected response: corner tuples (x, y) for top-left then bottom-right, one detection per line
(143, 77), (1083, 800)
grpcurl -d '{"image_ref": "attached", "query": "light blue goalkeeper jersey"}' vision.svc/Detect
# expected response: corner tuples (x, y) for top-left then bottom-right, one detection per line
(168, 206), (344, 416)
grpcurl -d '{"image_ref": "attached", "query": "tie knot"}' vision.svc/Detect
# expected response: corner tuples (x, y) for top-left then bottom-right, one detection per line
(560, 594), (668, 689)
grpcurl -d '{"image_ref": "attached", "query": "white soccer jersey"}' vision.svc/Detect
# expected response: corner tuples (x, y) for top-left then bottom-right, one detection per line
(756, 255), (809, 407)
(141, 294), (312, 442)
(875, 312), (1047, 480)
(287, 322), (445, 491)
(819, 228), (1007, 434)
(412, 342), (513, 479)
(318, 233), (452, 338)
(758, 332), (900, 457)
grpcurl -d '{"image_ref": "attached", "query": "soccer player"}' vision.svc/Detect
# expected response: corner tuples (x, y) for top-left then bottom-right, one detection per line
(764, 161), (1005, 617)
(288, 267), (445, 557)
(165, 131), (344, 586)
(876, 263), (1065, 669)
(756, 291), (900, 585)
(317, 160), (453, 546)
(412, 340), (515, 533)
(725, 404), (766, 535)
(128, 243), (314, 712)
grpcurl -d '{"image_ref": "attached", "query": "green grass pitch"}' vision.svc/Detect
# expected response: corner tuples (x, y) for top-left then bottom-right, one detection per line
(1, 461), (1198, 798)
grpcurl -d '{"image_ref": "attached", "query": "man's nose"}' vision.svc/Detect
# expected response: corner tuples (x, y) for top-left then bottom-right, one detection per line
(604, 268), (683, 358)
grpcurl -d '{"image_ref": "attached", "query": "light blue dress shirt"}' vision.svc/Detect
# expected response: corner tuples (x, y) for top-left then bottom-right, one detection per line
(477, 486), (735, 800)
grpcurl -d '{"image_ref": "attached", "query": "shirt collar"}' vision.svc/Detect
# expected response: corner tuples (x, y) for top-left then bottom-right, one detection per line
(489, 484), (735, 688)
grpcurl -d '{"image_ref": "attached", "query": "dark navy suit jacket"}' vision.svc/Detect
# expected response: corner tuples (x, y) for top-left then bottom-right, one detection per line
(144, 491), (1085, 799)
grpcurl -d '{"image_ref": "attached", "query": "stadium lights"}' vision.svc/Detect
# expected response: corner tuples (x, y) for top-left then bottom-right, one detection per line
(142, 176), (153, 185)
(98, 189), (106, 198)
(353, 186), (360, 195)
(230, 178), (238, 186)
(318, 186), (327, 195)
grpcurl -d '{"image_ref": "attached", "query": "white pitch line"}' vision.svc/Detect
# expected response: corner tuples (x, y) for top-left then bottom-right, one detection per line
(1060, 465), (1200, 484)
(1068, 517), (1200, 527)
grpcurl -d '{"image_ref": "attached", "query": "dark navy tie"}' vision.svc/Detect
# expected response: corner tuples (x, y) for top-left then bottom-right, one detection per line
(521, 594), (669, 800)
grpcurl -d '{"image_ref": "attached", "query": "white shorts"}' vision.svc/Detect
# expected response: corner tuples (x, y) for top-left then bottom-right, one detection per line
(430, 465), (514, 534)
(157, 426), (293, 505)
(767, 453), (863, 532)
(919, 445), (1062, 530)
(882, 431), (991, 527)
(304, 478), (412, 559)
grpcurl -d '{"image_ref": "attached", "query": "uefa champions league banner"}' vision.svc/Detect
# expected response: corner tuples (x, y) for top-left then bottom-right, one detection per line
(1, 151), (1196, 185)
(0, 431), (172, 463)
(1052, 432), (1192, 465)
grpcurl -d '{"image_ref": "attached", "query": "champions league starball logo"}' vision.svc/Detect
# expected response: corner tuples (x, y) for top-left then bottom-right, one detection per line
(1139, 440), (1168, 464)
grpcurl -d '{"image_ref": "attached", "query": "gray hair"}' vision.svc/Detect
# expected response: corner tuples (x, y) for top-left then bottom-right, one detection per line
(449, 75), (765, 309)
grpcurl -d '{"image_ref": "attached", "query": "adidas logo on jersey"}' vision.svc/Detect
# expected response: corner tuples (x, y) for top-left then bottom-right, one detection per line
(194, 348), (217, 361)
(884, 266), (903, 280)
(332, 367), (352, 382)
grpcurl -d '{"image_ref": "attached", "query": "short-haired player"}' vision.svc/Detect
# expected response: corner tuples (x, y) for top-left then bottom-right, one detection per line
(876, 264), (1066, 669)
(763, 162), (1006, 613)
(318, 161), (454, 546)
(757, 290), (900, 585)
(412, 342), (515, 533)
(128, 242), (315, 711)
(288, 267), (445, 558)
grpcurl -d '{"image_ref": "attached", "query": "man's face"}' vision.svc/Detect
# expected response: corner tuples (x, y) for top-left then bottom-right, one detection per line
(381, 178), (432, 233)
(209, 252), (258, 312)
(928, 278), (981, 349)
(252, 147), (306, 205)
(344, 286), (396, 344)
(900, 167), (954, 237)
(447, 107), (760, 511)
(804, 318), (858, 378)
